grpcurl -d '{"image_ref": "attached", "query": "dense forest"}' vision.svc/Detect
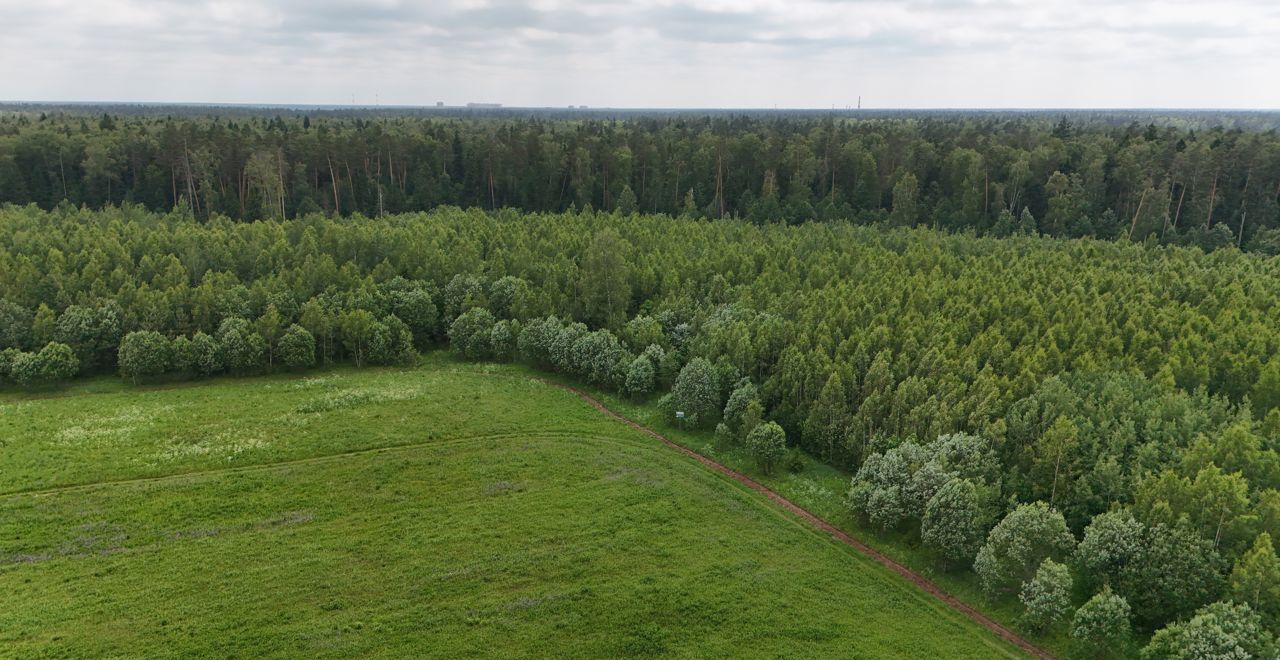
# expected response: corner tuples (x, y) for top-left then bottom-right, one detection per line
(2, 110), (1280, 252)
(1, 203), (1278, 655)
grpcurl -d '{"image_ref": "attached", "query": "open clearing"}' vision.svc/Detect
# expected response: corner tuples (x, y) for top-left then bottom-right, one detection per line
(0, 358), (1025, 658)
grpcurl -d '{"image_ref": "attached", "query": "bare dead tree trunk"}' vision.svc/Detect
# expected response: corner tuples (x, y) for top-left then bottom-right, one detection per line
(1206, 171), (1219, 229)
(181, 141), (197, 216)
(1050, 450), (1062, 508)
(238, 168), (247, 218)
(1239, 169), (1252, 247)
(488, 159), (496, 210)
(984, 170), (990, 216)
(276, 148), (286, 219)
(1162, 179), (1175, 239)
(673, 161), (683, 209)
(58, 152), (67, 199)
(640, 159), (647, 212)
(829, 152), (836, 203)
(1128, 188), (1149, 240)
(1172, 179), (1188, 232)
(715, 148), (725, 218)
(327, 155), (340, 214)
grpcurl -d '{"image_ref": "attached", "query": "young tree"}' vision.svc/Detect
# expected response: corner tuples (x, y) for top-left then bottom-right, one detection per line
(338, 309), (377, 367)
(1019, 558), (1073, 631)
(847, 441), (929, 530)
(30, 304), (56, 347)
(580, 228), (631, 329)
(615, 184), (638, 215)
(278, 324), (316, 370)
(299, 299), (335, 364)
(974, 501), (1076, 595)
(256, 303), (285, 369)
(488, 276), (529, 320)
(738, 399), (764, 444)
(623, 354), (655, 399)
(922, 478), (987, 569)
(489, 320), (517, 362)
(370, 315), (415, 366)
(441, 274), (487, 325)
(570, 329), (626, 385)
(890, 171), (919, 227)
(190, 331), (222, 376)
(621, 316), (663, 351)
(668, 357), (720, 428)
(723, 379), (761, 436)
(1253, 358), (1280, 417)
(216, 317), (266, 374)
(1142, 601), (1276, 660)
(118, 330), (171, 383)
(1073, 510), (1146, 593)
(10, 342), (79, 388)
(449, 307), (496, 360)
(388, 287), (438, 349)
(54, 304), (121, 372)
(1127, 523), (1226, 630)
(747, 421), (788, 475)
(1032, 415), (1079, 508)
(169, 335), (196, 374)
(804, 372), (853, 464)
(0, 299), (31, 350)
(1071, 587), (1132, 659)
(1230, 533), (1280, 623)
(518, 316), (562, 368)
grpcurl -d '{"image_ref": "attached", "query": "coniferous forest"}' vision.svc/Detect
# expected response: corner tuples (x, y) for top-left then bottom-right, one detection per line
(3, 108), (1280, 656)
(3, 108), (1280, 252)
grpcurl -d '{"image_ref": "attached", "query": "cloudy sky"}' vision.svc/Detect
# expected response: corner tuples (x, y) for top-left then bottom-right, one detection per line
(2, 0), (1277, 108)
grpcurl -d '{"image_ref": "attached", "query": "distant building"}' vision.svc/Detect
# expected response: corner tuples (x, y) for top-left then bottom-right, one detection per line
(436, 101), (444, 108)
(466, 102), (502, 109)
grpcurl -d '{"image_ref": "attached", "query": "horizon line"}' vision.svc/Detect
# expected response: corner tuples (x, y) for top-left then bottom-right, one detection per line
(3, 100), (1280, 113)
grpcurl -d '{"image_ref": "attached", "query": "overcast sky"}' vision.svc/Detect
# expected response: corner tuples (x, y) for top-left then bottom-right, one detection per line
(2, 0), (1277, 109)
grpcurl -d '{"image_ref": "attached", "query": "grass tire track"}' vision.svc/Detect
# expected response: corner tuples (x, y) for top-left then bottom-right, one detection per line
(545, 378), (1054, 660)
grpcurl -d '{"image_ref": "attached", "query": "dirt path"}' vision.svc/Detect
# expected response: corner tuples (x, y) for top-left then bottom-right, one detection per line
(547, 380), (1053, 660)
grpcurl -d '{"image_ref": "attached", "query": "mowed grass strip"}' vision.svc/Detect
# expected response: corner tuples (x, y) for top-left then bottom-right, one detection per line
(0, 362), (1025, 658)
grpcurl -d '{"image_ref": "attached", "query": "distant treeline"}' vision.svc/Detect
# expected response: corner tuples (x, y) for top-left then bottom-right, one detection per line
(1, 110), (1279, 250)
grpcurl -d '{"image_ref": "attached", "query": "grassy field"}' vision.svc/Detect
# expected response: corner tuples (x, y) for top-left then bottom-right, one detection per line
(568, 375), (1072, 656)
(0, 356), (1025, 658)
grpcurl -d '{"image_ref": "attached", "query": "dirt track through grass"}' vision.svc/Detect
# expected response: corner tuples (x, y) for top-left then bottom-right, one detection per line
(0, 364), (1032, 658)
(546, 379), (1054, 660)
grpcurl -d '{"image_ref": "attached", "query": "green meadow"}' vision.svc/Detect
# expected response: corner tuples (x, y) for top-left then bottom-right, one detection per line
(0, 357), (1024, 658)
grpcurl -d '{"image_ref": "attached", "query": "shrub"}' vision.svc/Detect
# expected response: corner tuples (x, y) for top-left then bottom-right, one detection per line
(747, 421), (788, 475)
(191, 331), (222, 376)
(1019, 558), (1072, 631)
(10, 342), (79, 388)
(217, 317), (267, 374)
(118, 330), (171, 383)
(974, 502), (1075, 596)
(278, 324), (317, 369)
(1071, 587), (1132, 659)
(669, 357), (720, 428)
(449, 307), (496, 360)
(623, 355), (656, 399)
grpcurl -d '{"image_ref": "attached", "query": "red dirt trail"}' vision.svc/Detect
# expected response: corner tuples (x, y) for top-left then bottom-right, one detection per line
(546, 380), (1053, 660)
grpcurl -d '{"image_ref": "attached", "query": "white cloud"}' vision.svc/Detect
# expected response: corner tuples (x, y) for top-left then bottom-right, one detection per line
(0, 0), (1276, 108)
